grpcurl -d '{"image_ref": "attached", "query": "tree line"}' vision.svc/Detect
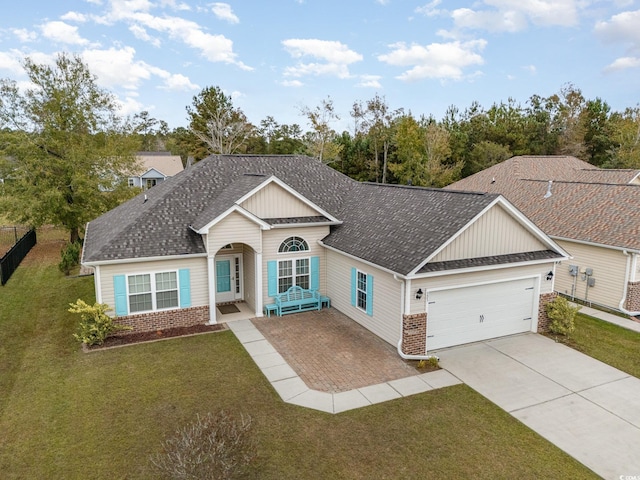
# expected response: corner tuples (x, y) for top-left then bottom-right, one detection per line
(1, 53), (639, 242)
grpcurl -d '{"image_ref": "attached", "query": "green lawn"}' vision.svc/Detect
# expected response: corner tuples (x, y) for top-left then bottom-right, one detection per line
(557, 313), (640, 378)
(0, 233), (597, 479)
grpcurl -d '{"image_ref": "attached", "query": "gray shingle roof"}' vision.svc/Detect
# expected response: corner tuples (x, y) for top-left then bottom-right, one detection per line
(322, 183), (498, 275)
(418, 250), (563, 273)
(445, 155), (640, 250)
(84, 155), (529, 276)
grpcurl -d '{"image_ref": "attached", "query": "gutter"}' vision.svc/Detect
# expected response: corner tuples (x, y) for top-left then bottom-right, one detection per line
(392, 274), (438, 361)
(618, 250), (640, 316)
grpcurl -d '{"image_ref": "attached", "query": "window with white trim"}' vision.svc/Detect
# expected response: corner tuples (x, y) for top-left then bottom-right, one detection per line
(278, 236), (309, 253)
(356, 270), (367, 311)
(278, 258), (310, 293)
(127, 271), (179, 313)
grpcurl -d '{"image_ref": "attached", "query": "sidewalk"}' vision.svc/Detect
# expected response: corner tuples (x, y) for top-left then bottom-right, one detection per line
(578, 305), (640, 333)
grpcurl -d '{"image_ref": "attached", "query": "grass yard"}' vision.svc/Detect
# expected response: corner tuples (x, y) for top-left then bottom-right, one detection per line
(555, 313), (640, 379)
(0, 230), (598, 479)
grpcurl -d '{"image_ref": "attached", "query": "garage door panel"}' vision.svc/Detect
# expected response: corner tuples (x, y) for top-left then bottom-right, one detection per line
(427, 278), (536, 350)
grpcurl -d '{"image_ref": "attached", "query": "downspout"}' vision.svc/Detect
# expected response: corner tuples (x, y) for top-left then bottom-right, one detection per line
(393, 274), (439, 361)
(618, 250), (640, 316)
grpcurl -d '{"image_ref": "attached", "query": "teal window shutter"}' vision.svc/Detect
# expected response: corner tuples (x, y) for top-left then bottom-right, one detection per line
(113, 275), (128, 316)
(351, 267), (357, 307)
(267, 261), (277, 297)
(179, 269), (191, 308)
(310, 256), (320, 291)
(366, 274), (374, 316)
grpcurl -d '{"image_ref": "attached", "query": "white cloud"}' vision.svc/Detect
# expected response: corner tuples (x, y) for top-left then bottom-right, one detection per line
(282, 39), (362, 79)
(211, 3), (239, 24)
(376, 0), (389, 4)
(116, 95), (145, 116)
(415, 0), (444, 17)
(449, 0), (579, 33)
(40, 21), (90, 45)
(604, 56), (640, 72)
(61, 11), (89, 22)
(595, 10), (640, 47)
(129, 24), (161, 47)
(0, 50), (24, 74)
(11, 28), (38, 43)
(282, 79), (304, 87)
(522, 64), (536, 74)
(159, 73), (199, 91)
(378, 40), (486, 81)
(82, 46), (154, 90)
(94, 1), (252, 70)
(356, 74), (382, 88)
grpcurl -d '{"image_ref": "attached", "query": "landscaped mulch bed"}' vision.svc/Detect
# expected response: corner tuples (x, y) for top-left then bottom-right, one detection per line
(84, 324), (227, 351)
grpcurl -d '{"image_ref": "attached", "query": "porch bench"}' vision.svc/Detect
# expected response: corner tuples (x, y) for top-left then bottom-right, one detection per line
(274, 286), (321, 315)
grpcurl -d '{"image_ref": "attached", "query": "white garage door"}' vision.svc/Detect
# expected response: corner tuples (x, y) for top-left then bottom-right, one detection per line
(427, 278), (537, 351)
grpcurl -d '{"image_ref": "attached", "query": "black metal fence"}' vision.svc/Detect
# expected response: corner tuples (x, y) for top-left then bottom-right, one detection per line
(1, 229), (36, 285)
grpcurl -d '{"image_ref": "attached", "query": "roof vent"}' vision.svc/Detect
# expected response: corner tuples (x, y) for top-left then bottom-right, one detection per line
(544, 180), (553, 199)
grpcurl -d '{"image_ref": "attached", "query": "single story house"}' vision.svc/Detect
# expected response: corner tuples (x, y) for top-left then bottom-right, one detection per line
(82, 155), (568, 357)
(446, 155), (640, 316)
(128, 152), (184, 189)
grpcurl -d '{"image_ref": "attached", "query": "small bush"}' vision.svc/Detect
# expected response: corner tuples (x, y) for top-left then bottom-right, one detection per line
(59, 241), (81, 275)
(546, 296), (580, 337)
(69, 299), (131, 346)
(149, 411), (256, 480)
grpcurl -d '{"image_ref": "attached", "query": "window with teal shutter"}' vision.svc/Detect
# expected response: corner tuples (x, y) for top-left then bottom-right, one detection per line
(179, 269), (191, 308)
(351, 267), (357, 307)
(310, 256), (320, 291)
(267, 260), (277, 297)
(113, 275), (128, 316)
(366, 274), (374, 316)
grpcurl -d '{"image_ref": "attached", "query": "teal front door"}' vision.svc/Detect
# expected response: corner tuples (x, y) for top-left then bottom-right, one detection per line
(216, 259), (231, 294)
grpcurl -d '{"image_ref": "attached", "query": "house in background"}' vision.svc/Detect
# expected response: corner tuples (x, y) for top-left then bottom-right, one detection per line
(82, 155), (567, 358)
(446, 155), (640, 316)
(128, 151), (184, 189)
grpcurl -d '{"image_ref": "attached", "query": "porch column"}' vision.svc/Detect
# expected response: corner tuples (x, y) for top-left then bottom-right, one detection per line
(208, 256), (217, 324)
(255, 251), (264, 317)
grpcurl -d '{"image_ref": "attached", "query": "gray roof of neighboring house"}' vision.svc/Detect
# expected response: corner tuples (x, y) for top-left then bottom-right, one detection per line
(445, 155), (640, 250)
(84, 154), (540, 275)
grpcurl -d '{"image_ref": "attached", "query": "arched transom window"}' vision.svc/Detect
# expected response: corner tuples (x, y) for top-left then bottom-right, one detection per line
(278, 236), (309, 253)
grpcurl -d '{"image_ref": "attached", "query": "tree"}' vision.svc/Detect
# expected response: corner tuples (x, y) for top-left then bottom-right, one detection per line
(186, 86), (254, 159)
(256, 116), (305, 154)
(0, 53), (137, 242)
(131, 111), (169, 152)
(300, 96), (342, 164)
(609, 106), (640, 168)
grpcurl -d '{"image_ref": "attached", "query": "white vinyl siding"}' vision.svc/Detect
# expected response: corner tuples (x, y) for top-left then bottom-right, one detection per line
(554, 240), (628, 311)
(207, 211), (262, 255)
(240, 182), (319, 218)
(326, 249), (401, 346)
(99, 257), (208, 317)
(431, 204), (547, 262)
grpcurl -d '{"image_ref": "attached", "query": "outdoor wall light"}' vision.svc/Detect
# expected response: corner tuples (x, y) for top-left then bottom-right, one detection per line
(415, 288), (423, 300)
(546, 271), (554, 281)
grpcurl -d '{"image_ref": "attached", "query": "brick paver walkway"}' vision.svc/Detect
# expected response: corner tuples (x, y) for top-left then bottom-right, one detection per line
(252, 308), (420, 393)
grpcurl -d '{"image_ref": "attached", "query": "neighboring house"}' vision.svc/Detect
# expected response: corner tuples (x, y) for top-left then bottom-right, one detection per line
(82, 155), (567, 357)
(129, 152), (184, 189)
(446, 155), (640, 316)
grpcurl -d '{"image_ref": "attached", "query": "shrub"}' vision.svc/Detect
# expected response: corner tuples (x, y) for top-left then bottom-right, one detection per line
(149, 411), (256, 480)
(546, 296), (580, 337)
(59, 241), (81, 275)
(69, 299), (130, 346)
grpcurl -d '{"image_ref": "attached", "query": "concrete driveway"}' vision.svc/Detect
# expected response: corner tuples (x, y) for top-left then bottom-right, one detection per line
(437, 333), (640, 480)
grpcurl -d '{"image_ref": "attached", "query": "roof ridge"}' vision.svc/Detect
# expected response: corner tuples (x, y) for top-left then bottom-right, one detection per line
(520, 178), (640, 187)
(360, 182), (491, 196)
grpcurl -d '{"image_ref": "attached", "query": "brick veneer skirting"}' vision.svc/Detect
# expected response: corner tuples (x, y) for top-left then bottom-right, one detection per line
(537, 292), (557, 333)
(626, 281), (640, 312)
(114, 306), (210, 335)
(401, 313), (427, 356)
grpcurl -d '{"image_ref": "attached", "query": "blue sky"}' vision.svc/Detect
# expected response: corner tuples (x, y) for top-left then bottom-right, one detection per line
(0, 0), (639, 131)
